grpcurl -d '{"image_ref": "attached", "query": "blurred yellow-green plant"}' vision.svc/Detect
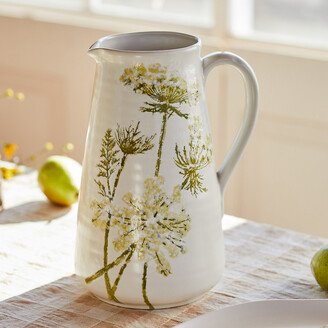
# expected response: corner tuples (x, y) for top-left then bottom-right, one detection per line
(0, 88), (25, 180)
(0, 142), (75, 180)
(1, 87), (75, 179)
(1, 88), (25, 101)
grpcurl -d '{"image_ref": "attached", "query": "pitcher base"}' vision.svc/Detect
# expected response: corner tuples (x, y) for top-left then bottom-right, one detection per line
(93, 293), (207, 310)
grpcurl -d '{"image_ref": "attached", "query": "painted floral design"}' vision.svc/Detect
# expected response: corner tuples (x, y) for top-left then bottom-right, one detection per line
(112, 176), (190, 308)
(120, 63), (199, 176)
(87, 176), (190, 309)
(175, 116), (213, 196)
(89, 122), (155, 303)
(112, 176), (189, 269)
(85, 63), (205, 309)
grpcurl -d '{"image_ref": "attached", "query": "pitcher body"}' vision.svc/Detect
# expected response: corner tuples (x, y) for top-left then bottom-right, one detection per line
(75, 32), (258, 309)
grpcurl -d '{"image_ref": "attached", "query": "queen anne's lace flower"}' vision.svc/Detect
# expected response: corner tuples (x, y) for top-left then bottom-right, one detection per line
(111, 176), (190, 276)
(115, 122), (155, 155)
(174, 115), (213, 196)
(120, 63), (199, 108)
(120, 63), (200, 178)
(90, 199), (112, 230)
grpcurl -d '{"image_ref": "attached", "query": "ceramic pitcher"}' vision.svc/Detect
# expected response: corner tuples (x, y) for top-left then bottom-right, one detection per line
(75, 31), (258, 309)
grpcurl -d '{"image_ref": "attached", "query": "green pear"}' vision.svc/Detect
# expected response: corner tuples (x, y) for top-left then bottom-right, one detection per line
(311, 244), (328, 291)
(38, 155), (82, 206)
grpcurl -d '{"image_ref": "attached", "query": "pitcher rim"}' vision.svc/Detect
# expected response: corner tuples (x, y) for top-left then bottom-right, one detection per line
(89, 31), (201, 54)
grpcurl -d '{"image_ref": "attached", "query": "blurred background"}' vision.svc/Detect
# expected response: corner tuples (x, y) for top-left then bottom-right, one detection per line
(0, 0), (327, 236)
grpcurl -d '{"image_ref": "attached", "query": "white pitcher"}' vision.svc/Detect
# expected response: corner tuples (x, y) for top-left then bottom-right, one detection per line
(75, 31), (258, 309)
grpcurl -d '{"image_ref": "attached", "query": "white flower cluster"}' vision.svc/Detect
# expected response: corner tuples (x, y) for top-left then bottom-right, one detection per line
(110, 176), (190, 276)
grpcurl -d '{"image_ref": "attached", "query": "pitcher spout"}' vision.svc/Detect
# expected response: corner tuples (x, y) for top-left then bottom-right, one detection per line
(88, 36), (110, 62)
(88, 36), (110, 52)
(88, 32), (200, 55)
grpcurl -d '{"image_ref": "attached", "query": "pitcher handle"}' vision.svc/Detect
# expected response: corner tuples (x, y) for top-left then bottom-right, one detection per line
(202, 52), (259, 194)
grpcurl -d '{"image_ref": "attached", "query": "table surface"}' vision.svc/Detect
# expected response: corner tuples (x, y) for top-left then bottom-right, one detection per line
(0, 172), (327, 328)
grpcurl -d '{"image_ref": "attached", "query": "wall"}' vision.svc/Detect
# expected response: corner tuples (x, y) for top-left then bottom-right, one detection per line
(221, 50), (328, 238)
(0, 16), (327, 237)
(0, 17), (102, 161)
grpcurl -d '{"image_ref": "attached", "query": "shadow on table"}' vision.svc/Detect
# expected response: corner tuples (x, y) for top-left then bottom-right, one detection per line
(0, 274), (188, 327)
(0, 275), (142, 327)
(0, 200), (71, 224)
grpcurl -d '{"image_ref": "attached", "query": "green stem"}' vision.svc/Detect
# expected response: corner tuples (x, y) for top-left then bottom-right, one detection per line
(111, 245), (136, 295)
(103, 224), (119, 302)
(155, 112), (168, 177)
(112, 154), (127, 199)
(102, 154), (127, 301)
(142, 262), (154, 310)
(104, 147), (111, 198)
(85, 246), (134, 284)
